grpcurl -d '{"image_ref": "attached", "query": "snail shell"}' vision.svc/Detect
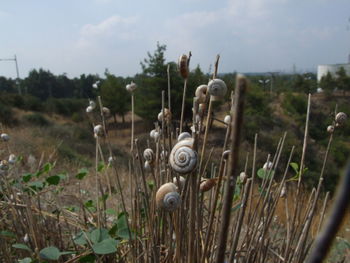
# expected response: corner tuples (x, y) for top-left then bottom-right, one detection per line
(156, 183), (181, 211)
(89, 100), (96, 109)
(94, 125), (104, 137)
(200, 178), (217, 192)
(169, 138), (197, 174)
(177, 132), (191, 142)
(108, 156), (116, 165)
(102, 107), (111, 117)
(150, 129), (156, 138)
(144, 161), (152, 172)
(0, 160), (9, 170)
(327, 125), (334, 134)
(23, 233), (29, 243)
(208, 79), (227, 101)
(158, 108), (172, 123)
(143, 148), (154, 164)
(1, 133), (10, 142)
(263, 161), (273, 171)
(195, 85), (208, 103)
(224, 115), (231, 125)
(126, 82), (137, 93)
(173, 176), (186, 189)
(239, 172), (247, 184)
(153, 131), (160, 142)
(178, 54), (189, 79)
(222, 150), (231, 160)
(280, 185), (287, 198)
(8, 154), (16, 164)
(335, 112), (347, 125)
(86, 106), (94, 113)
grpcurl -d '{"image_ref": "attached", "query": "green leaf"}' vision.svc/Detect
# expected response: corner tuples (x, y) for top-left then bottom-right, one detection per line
(73, 231), (90, 246)
(0, 230), (16, 238)
(78, 254), (96, 262)
(18, 258), (33, 263)
(97, 162), (105, 172)
(90, 228), (110, 244)
(22, 173), (33, 183)
(39, 246), (61, 260)
(12, 243), (32, 252)
(92, 238), (118, 255)
(28, 181), (44, 191)
(42, 163), (53, 173)
(76, 168), (88, 180)
(46, 175), (60, 186)
(117, 228), (134, 240)
(106, 208), (117, 216)
(290, 162), (299, 173)
(57, 173), (67, 180)
(257, 168), (274, 180)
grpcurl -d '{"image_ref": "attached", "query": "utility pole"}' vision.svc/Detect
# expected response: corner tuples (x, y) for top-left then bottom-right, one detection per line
(0, 55), (21, 94)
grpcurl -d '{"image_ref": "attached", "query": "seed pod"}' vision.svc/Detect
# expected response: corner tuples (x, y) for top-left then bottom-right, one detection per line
(178, 54), (189, 79)
(200, 178), (217, 192)
(126, 82), (137, 93)
(239, 172), (247, 184)
(1, 133), (10, 142)
(143, 148), (154, 164)
(195, 85), (208, 103)
(224, 115), (231, 125)
(156, 183), (181, 211)
(327, 125), (334, 134)
(169, 138), (197, 174)
(335, 112), (347, 126)
(208, 79), (227, 101)
(94, 125), (104, 137)
(177, 132), (191, 142)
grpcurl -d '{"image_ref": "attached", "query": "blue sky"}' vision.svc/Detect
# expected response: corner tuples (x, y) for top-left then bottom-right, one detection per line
(0, 0), (349, 78)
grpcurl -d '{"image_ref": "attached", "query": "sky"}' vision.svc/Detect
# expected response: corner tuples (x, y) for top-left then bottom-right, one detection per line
(0, 0), (349, 79)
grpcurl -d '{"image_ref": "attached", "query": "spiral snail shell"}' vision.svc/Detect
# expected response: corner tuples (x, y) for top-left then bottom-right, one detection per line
(144, 161), (152, 172)
(177, 132), (192, 142)
(222, 150), (231, 160)
(239, 172), (247, 184)
(86, 106), (94, 113)
(280, 185), (287, 198)
(143, 148), (155, 164)
(224, 115), (231, 125)
(263, 161), (273, 171)
(1, 133), (10, 142)
(102, 107), (111, 117)
(178, 54), (189, 79)
(0, 160), (9, 170)
(335, 112), (347, 126)
(8, 154), (16, 165)
(200, 178), (217, 192)
(169, 138), (197, 174)
(89, 100), (96, 109)
(126, 82), (137, 93)
(150, 129), (156, 138)
(195, 85), (208, 103)
(208, 79), (227, 101)
(158, 108), (172, 123)
(94, 125), (104, 137)
(327, 125), (334, 134)
(156, 183), (181, 211)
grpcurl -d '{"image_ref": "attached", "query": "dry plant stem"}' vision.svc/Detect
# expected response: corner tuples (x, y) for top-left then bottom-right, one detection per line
(247, 133), (258, 222)
(95, 138), (101, 228)
(167, 64), (171, 113)
(131, 92), (135, 152)
(201, 122), (231, 262)
(306, 162), (350, 263)
(179, 78), (187, 134)
(215, 75), (247, 263)
(316, 191), (329, 234)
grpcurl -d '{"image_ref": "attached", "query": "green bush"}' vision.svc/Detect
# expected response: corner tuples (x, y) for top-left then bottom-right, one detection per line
(22, 113), (50, 126)
(0, 102), (17, 126)
(45, 98), (86, 116)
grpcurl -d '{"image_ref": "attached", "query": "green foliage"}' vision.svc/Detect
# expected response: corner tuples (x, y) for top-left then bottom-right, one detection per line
(39, 246), (73, 260)
(0, 101), (17, 125)
(22, 113), (50, 126)
(12, 243), (32, 252)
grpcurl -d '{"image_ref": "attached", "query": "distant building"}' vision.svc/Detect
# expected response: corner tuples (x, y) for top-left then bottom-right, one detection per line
(317, 63), (350, 82)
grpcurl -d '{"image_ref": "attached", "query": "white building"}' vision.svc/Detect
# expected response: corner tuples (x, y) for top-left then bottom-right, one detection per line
(317, 63), (350, 82)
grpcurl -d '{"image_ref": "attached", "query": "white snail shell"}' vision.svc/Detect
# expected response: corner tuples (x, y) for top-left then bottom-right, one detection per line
(200, 178), (217, 192)
(126, 82), (137, 93)
(158, 108), (172, 123)
(0, 160), (9, 171)
(195, 85), (208, 103)
(178, 54), (189, 79)
(143, 148), (154, 164)
(153, 131), (160, 142)
(89, 100), (96, 109)
(280, 185), (287, 198)
(102, 107), (111, 117)
(177, 132), (191, 142)
(208, 79), (227, 101)
(224, 115), (231, 125)
(86, 106), (94, 113)
(23, 233), (29, 243)
(263, 161), (273, 171)
(1, 133), (10, 142)
(173, 176), (186, 189)
(335, 112), (347, 125)
(222, 150), (231, 160)
(156, 183), (181, 211)
(150, 129), (156, 138)
(144, 161), (152, 172)
(169, 138), (197, 174)
(94, 125), (104, 137)
(239, 172), (247, 184)
(8, 154), (16, 164)
(327, 125), (334, 134)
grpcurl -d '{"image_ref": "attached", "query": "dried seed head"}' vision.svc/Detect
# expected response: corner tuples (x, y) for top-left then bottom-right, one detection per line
(200, 178), (217, 192)
(178, 54), (189, 79)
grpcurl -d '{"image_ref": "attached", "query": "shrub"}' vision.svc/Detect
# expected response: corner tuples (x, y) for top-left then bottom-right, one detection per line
(22, 113), (50, 126)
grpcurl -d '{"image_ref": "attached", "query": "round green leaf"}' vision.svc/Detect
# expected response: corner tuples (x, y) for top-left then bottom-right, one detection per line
(12, 243), (32, 252)
(92, 238), (118, 255)
(39, 246), (60, 260)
